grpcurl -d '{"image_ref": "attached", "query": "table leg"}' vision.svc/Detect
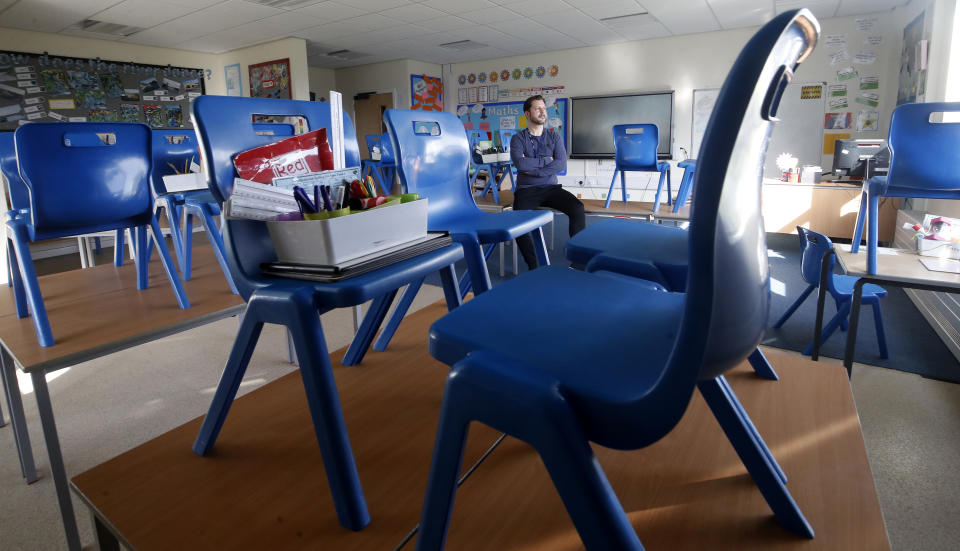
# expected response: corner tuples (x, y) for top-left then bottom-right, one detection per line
(76, 237), (88, 269)
(286, 328), (298, 366)
(843, 280), (866, 379)
(811, 249), (835, 362)
(92, 515), (120, 551)
(85, 237), (95, 268)
(31, 371), (81, 551)
(353, 305), (363, 333)
(1, 347), (37, 483)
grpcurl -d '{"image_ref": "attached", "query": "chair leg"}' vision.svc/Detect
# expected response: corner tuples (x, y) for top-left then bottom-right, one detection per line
(460, 238), (493, 296)
(373, 278), (424, 352)
(850, 189), (868, 253)
(113, 229), (125, 266)
(697, 376), (814, 538)
(604, 170), (618, 209)
(665, 169), (672, 206)
(134, 226), (148, 290)
(7, 237), (28, 318)
(773, 284), (816, 328)
(802, 302), (850, 355)
(163, 198), (186, 273)
(620, 170), (628, 205)
(866, 191), (879, 275)
(183, 210), (195, 281)
(747, 348), (779, 381)
(147, 217), (190, 309)
(872, 301), (888, 359)
(8, 229), (54, 346)
(457, 243), (496, 298)
(194, 202), (239, 294)
(342, 289), (399, 366)
(93, 236), (102, 255)
(532, 227), (550, 267)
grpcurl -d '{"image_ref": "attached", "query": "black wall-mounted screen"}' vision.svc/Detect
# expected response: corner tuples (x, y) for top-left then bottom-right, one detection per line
(570, 91), (674, 159)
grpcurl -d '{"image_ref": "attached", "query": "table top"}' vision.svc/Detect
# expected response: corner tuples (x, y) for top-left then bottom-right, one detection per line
(836, 244), (960, 288)
(0, 242), (244, 373)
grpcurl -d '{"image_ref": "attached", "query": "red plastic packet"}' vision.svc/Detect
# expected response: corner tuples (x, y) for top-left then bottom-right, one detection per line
(233, 128), (333, 185)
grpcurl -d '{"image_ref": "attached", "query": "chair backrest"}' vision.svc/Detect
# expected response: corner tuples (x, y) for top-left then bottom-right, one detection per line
(383, 109), (481, 228)
(613, 123), (659, 170)
(886, 102), (960, 191)
(796, 226), (836, 288)
(498, 129), (518, 151)
(190, 96), (361, 299)
(669, 9), (818, 396)
(14, 122), (154, 240)
(151, 129), (200, 195)
(375, 133), (395, 164)
(0, 132), (30, 213)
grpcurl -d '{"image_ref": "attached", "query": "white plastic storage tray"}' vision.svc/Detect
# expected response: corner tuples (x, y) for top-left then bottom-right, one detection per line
(266, 198), (428, 265)
(917, 238), (960, 260)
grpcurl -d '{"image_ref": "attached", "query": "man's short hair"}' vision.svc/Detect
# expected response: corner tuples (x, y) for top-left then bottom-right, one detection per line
(523, 95), (545, 114)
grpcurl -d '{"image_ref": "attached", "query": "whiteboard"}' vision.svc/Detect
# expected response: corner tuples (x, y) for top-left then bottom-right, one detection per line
(763, 82), (825, 178)
(691, 88), (719, 158)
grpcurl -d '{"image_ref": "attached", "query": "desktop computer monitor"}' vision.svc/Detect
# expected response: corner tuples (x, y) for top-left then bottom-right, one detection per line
(832, 139), (887, 178)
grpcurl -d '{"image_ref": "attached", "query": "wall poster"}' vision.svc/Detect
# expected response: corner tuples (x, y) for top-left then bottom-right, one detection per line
(897, 12), (925, 105)
(0, 49), (207, 131)
(224, 63), (242, 97)
(249, 58), (291, 100)
(410, 74), (443, 111)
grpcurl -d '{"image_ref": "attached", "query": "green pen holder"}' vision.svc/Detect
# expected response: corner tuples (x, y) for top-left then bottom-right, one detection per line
(399, 193), (420, 203)
(304, 207), (351, 220)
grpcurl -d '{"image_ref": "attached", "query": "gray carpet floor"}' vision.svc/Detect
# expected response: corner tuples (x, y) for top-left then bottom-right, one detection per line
(1, 241), (959, 550)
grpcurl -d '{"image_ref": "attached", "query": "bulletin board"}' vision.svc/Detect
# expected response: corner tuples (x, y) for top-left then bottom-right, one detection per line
(0, 49), (207, 132)
(763, 82), (825, 179)
(410, 74), (443, 111)
(249, 58), (291, 100)
(457, 97), (568, 175)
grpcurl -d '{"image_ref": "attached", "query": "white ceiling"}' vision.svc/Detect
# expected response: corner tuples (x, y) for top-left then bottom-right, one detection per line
(0, 0), (910, 69)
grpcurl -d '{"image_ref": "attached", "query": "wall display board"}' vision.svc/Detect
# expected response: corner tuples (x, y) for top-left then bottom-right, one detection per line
(0, 49), (207, 131)
(897, 12), (926, 105)
(456, 97), (568, 176)
(691, 88), (720, 158)
(569, 92), (674, 159)
(249, 58), (291, 100)
(763, 82), (825, 179)
(410, 74), (443, 111)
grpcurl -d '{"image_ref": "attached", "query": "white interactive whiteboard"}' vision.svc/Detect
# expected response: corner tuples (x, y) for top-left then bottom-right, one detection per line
(763, 82), (825, 178)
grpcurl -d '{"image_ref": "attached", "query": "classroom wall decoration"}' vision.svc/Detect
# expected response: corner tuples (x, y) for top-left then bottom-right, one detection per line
(410, 74), (443, 111)
(0, 49), (207, 131)
(249, 58), (291, 100)
(224, 63), (242, 97)
(897, 12), (926, 105)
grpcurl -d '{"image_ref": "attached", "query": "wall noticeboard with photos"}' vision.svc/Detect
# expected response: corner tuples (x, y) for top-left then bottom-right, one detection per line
(0, 49), (207, 132)
(249, 58), (291, 100)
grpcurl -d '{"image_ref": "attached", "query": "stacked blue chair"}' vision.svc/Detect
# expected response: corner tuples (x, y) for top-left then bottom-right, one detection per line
(850, 102), (960, 274)
(776, 226), (888, 357)
(673, 159), (696, 213)
(415, 9), (819, 550)
(142, 130), (238, 294)
(360, 133), (399, 195)
(6, 122), (189, 347)
(604, 123), (671, 211)
(189, 96), (466, 531)
(468, 129), (515, 204)
(352, 110), (554, 360)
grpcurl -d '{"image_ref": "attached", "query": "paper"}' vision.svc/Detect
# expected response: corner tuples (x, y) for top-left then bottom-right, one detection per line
(856, 92), (879, 107)
(919, 257), (960, 274)
(854, 51), (877, 65)
(23, 97), (44, 105)
(829, 97), (849, 110)
(860, 76), (879, 90)
(48, 98), (74, 110)
(329, 90), (345, 170)
(837, 66), (858, 81)
(856, 17), (877, 31)
(458, 88), (467, 104)
(829, 84), (847, 97)
(857, 110), (879, 132)
(468, 87), (478, 103)
(478, 86), (488, 102)
(823, 133), (851, 155)
(824, 34), (847, 48)
(865, 36), (883, 46)
(824, 112), (852, 129)
(800, 85), (822, 99)
(829, 50), (850, 66)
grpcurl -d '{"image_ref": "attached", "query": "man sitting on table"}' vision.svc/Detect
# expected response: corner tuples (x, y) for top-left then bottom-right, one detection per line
(510, 94), (585, 270)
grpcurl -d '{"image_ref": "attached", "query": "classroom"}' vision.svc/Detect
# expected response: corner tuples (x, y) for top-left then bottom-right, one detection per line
(1, 1), (959, 549)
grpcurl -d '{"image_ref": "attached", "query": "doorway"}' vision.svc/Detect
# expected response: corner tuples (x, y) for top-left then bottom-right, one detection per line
(354, 92), (393, 160)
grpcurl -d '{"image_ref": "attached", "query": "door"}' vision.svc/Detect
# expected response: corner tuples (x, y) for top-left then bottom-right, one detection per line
(354, 92), (393, 160)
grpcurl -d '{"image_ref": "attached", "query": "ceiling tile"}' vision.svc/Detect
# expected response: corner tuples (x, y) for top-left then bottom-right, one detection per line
(775, 0), (839, 20)
(509, 0), (576, 17)
(293, 22), (357, 41)
(420, 0), (498, 13)
(836, 0), (907, 17)
(640, 0), (720, 35)
(615, 21), (672, 40)
(533, 34), (587, 50)
(379, 3), (446, 22)
(0, 0), (120, 33)
(92, 0), (195, 28)
(459, 6), (520, 24)
(368, 23), (433, 42)
(577, 0), (648, 20)
(337, 0), (412, 11)
(179, 0), (285, 35)
(257, 11), (327, 33)
(292, 1), (365, 23)
(162, 0), (224, 8)
(338, 13), (397, 31)
(418, 15), (476, 31)
(705, 0), (775, 29)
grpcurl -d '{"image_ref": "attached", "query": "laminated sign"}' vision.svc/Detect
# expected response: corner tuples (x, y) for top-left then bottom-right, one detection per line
(233, 128), (333, 185)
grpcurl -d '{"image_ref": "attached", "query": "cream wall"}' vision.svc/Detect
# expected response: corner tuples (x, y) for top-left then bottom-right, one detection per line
(308, 66), (336, 101)
(219, 37), (310, 101)
(334, 59), (442, 121)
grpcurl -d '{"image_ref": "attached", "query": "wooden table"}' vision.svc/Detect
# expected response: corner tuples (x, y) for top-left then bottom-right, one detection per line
(0, 242), (243, 550)
(70, 301), (888, 550)
(812, 243), (960, 375)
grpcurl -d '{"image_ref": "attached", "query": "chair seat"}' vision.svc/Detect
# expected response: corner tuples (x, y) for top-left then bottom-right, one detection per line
(255, 242), (464, 310)
(430, 265), (683, 408)
(832, 274), (887, 299)
(431, 210), (554, 244)
(565, 219), (688, 289)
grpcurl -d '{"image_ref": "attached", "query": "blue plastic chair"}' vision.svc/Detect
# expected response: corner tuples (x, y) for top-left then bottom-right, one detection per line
(189, 96), (465, 532)
(775, 226), (888, 358)
(468, 129), (515, 204)
(352, 110), (555, 360)
(604, 123), (671, 211)
(850, 102), (960, 274)
(673, 159), (696, 213)
(361, 134), (399, 195)
(415, 10), (818, 550)
(6, 122), (189, 347)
